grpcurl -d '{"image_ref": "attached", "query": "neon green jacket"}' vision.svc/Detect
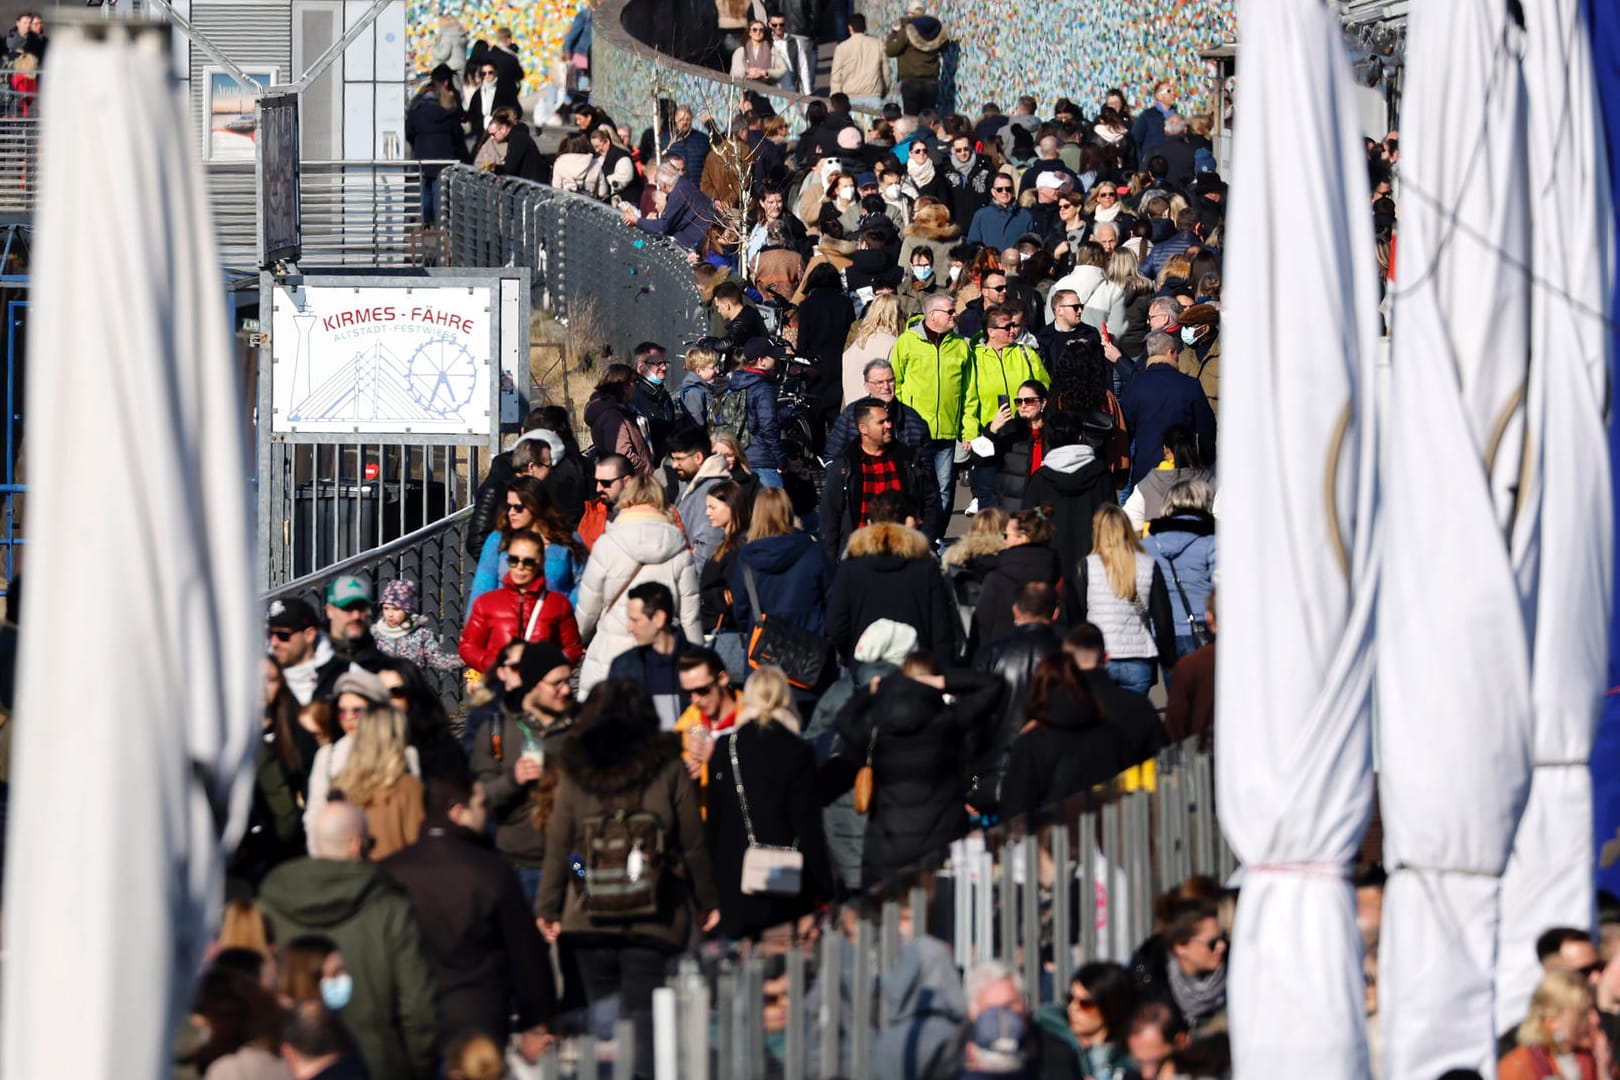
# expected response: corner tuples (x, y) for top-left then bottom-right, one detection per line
(963, 341), (1049, 438)
(888, 322), (972, 440)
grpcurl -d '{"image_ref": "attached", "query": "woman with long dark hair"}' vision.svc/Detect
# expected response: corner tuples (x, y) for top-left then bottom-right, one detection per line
(584, 363), (653, 475)
(232, 657), (317, 883)
(1034, 961), (1139, 1079)
(997, 653), (1127, 821)
(471, 477), (586, 606)
(699, 479), (752, 679)
(374, 655), (467, 780)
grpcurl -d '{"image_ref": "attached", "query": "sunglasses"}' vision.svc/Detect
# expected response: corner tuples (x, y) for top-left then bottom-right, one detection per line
(992, 186), (1013, 193)
(481, 69), (496, 76)
(387, 686), (409, 700)
(1069, 997), (1100, 1013)
(1195, 934), (1228, 950)
(989, 324), (1013, 332)
(508, 555), (541, 569)
(1096, 190), (1117, 199)
(769, 21), (785, 28)
(749, 26), (765, 32)
(594, 476), (621, 488)
(268, 628), (295, 642)
(685, 680), (719, 698)
(1015, 396), (1042, 404)
(506, 502), (527, 512)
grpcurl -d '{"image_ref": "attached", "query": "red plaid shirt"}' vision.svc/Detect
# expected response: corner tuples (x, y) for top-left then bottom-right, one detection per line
(856, 448), (902, 527)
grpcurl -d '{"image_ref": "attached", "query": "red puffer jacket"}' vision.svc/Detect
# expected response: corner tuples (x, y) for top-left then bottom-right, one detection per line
(459, 573), (584, 672)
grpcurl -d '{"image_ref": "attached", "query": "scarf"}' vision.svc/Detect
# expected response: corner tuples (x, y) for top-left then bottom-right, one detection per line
(950, 150), (977, 178)
(742, 38), (773, 71)
(1166, 960), (1227, 1028)
(1094, 201), (1122, 224)
(908, 151), (936, 187)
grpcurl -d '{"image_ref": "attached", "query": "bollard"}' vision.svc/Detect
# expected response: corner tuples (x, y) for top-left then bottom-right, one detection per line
(1052, 822), (1073, 997)
(785, 943), (806, 1080)
(1020, 833), (1041, 1005)
(851, 920), (873, 1080)
(614, 1019), (636, 1080)
(879, 898), (901, 1022)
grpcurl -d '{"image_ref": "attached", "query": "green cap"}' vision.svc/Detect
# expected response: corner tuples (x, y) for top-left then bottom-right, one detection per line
(325, 575), (371, 609)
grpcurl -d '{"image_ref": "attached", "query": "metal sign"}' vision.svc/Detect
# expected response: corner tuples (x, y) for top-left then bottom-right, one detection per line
(269, 282), (495, 436)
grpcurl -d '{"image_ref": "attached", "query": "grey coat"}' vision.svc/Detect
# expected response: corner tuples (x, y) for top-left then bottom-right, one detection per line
(804, 657), (899, 893)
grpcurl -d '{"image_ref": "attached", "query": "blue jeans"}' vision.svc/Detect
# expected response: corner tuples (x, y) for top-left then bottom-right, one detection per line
(1108, 658), (1157, 697)
(925, 440), (956, 537)
(972, 460), (996, 504)
(514, 865), (542, 910)
(756, 467), (784, 489)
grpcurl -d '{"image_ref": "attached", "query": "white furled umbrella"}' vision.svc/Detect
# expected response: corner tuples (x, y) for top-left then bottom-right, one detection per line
(1, 23), (258, 1078)
(1214, 0), (1379, 1073)
(1377, 0), (1536, 1075)
(1494, 0), (1614, 1031)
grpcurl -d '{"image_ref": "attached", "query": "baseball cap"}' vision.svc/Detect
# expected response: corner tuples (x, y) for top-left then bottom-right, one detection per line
(969, 1006), (1028, 1055)
(856, 171), (878, 187)
(1034, 171), (1069, 191)
(267, 597), (318, 631)
(741, 337), (783, 363)
(326, 575), (371, 609)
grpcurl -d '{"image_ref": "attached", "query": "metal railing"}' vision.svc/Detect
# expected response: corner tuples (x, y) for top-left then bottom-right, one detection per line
(0, 117), (37, 214)
(264, 505), (474, 711)
(502, 739), (1230, 1078)
(437, 164), (706, 359)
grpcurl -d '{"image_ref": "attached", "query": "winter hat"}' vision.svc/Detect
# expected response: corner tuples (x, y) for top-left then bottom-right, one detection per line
(1180, 302), (1220, 328)
(837, 126), (863, 150)
(516, 427), (566, 464)
(380, 579), (419, 612)
(853, 619), (919, 667)
(518, 641), (572, 692)
(333, 669), (392, 706)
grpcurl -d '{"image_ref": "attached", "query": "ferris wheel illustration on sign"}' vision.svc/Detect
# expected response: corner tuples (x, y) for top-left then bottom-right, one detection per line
(288, 335), (480, 424)
(406, 338), (481, 417)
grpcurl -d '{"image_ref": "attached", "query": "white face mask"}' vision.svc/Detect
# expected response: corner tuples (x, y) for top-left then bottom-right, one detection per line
(838, 185), (855, 200)
(948, 265), (962, 282)
(883, 183), (902, 200)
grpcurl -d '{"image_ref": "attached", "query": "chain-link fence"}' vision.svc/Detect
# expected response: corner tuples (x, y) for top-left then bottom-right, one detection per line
(436, 164), (706, 361)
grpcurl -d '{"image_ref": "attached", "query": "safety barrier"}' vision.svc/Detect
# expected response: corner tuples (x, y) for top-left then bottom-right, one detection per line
(436, 164), (706, 359)
(264, 505), (474, 711)
(506, 739), (1230, 1078)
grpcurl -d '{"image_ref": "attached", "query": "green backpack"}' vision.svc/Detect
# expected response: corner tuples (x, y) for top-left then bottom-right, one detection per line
(711, 385), (753, 453)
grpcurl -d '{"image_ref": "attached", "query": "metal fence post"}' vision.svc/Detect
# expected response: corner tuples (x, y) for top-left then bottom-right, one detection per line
(910, 884), (929, 941)
(653, 987), (679, 1080)
(951, 839), (970, 966)
(851, 919), (873, 1080)
(1051, 822), (1073, 998)
(614, 1018), (637, 1080)
(819, 926), (841, 1078)
(716, 963), (737, 1080)
(785, 943), (806, 1080)
(1080, 810), (1097, 962)
(574, 1033), (597, 1080)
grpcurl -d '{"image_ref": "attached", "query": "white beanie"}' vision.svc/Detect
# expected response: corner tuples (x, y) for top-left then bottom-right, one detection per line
(853, 618), (919, 667)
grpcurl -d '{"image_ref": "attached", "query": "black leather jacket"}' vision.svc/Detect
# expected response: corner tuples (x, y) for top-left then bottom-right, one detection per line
(466, 450), (517, 556)
(970, 621), (1063, 810)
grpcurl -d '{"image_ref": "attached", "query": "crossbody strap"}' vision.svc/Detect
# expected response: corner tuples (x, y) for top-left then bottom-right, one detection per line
(604, 563), (645, 617)
(1162, 550), (1199, 626)
(728, 730), (797, 851)
(741, 561), (763, 618)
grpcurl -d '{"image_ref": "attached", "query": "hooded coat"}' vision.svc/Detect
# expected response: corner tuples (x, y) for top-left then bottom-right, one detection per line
(884, 16), (948, 82)
(826, 522), (958, 662)
(1143, 510), (1216, 636)
(998, 685), (1128, 823)
(835, 669), (1000, 886)
(729, 531), (834, 639)
(584, 390), (653, 475)
(574, 508), (703, 692)
(674, 451), (734, 572)
(1022, 444), (1116, 578)
(973, 622), (1064, 810)
(972, 542), (1064, 648)
(536, 722), (720, 950)
(872, 936), (969, 1080)
(724, 366), (785, 470)
(258, 858), (440, 1080)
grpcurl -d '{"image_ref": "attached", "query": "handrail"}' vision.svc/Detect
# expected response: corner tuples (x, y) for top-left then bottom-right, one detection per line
(263, 504), (474, 602)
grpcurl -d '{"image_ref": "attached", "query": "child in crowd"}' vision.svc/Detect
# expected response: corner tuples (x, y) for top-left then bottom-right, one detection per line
(372, 579), (463, 672)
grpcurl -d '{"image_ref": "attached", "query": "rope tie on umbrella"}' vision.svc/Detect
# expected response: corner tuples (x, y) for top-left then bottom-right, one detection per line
(1247, 862), (1352, 880)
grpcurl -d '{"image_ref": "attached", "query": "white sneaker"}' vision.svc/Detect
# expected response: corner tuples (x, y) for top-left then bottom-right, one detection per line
(964, 498), (980, 516)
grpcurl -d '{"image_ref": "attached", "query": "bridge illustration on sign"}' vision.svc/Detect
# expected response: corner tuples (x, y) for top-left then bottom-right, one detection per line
(288, 336), (481, 423)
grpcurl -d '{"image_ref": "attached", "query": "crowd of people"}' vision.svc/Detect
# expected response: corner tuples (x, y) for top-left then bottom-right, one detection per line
(177, 10), (1519, 1080)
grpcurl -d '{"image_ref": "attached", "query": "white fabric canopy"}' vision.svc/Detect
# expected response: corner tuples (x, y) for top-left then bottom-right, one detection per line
(1215, 0), (1379, 1073)
(0, 27), (258, 1077)
(1494, 0), (1614, 1032)
(1377, 0), (1536, 1075)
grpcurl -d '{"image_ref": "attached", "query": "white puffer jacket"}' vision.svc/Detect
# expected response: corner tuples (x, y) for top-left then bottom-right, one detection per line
(574, 507), (702, 693)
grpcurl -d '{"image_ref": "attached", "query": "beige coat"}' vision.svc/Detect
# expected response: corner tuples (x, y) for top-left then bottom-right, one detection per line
(830, 31), (890, 99)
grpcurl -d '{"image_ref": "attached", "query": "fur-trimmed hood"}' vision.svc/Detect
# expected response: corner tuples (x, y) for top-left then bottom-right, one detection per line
(902, 211), (961, 241)
(904, 17), (946, 51)
(941, 530), (1006, 568)
(557, 726), (684, 798)
(699, 267), (734, 303)
(816, 235), (858, 260)
(846, 520), (931, 561)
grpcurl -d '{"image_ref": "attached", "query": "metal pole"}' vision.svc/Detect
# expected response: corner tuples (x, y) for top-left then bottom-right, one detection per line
(716, 964), (736, 1080)
(878, 899), (898, 1027)
(613, 1019), (636, 1080)
(851, 920), (873, 1080)
(1020, 833), (1041, 1005)
(575, 1033), (597, 1080)
(819, 927), (841, 1078)
(539, 1045), (560, 1080)
(910, 884), (929, 941)
(1051, 823), (1073, 998)
(1102, 800), (1120, 961)
(976, 850), (995, 967)
(952, 840), (970, 966)
(1080, 810), (1096, 962)
(785, 944), (806, 1080)
(652, 988), (678, 1080)
(744, 955), (766, 1080)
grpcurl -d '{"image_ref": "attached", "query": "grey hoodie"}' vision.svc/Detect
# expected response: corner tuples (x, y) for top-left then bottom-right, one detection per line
(873, 936), (969, 1080)
(430, 22), (469, 72)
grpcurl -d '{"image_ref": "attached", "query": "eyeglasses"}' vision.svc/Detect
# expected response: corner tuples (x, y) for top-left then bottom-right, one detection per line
(867, 378), (896, 389)
(992, 186), (1013, 193)
(952, 145), (972, 155)
(508, 555), (541, 569)
(1577, 962), (1604, 978)
(337, 705), (365, 719)
(268, 629), (295, 642)
(685, 680), (718, 698)
(982, 283), (1006, 292)
(480, 68), (496, 76)
(1096, 190), (1117, 200)
(594, 476), (622, 488)
(769, 21), (785, 28)
(1015, 396), (1042, 404)
(749, 26), (765, 32)
(910, 144), (927, 154)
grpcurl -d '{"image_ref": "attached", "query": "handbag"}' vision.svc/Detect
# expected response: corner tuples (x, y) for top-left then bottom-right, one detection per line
(852, 729), (877, 815)
(1161, 551), (1212, 649)
(730, 733), (804, 896)
(740, 563), (832, 690)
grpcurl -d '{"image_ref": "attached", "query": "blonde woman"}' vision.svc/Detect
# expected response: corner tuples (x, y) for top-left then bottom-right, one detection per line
(574, 475), (702, 693)
(303, 670), (421, 844)
(1499, 970), (1602, 1080)
(841, 295), (902, 406)
(1108, 248), (1157, 353)
(1155, 252), (1195, 291)
(704, 665), (832, 938)
(729, 488), (833, 670)
(1062, 504), (1177, 695)
(331, 703), (424, 860)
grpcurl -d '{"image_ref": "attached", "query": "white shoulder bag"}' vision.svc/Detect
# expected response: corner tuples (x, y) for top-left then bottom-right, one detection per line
(730, 732), (804, 897)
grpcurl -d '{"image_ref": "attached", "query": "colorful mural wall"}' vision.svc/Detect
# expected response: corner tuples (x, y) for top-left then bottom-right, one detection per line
(406, 0), (587, 94)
